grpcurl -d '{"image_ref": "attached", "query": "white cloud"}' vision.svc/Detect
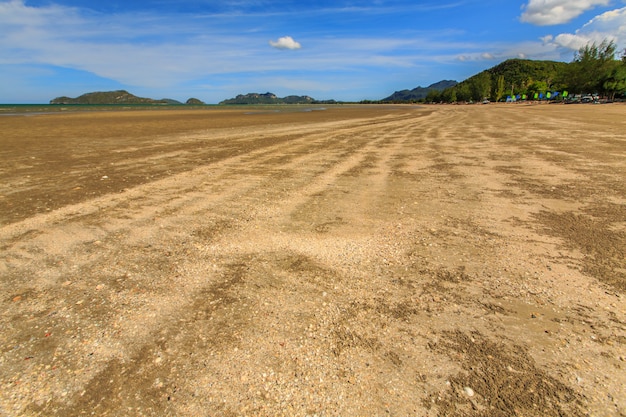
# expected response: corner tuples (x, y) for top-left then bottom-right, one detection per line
(520, 0), (610, 26)
(269, 36), (302, 50)
(0, 0), (274, 87)
(547, 7), (626, 51)
(552, 33), (593, 50)
(581, 6), (626, 35)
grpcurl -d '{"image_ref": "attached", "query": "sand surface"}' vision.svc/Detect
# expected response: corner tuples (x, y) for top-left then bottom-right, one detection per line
(1, 104), (625, 416)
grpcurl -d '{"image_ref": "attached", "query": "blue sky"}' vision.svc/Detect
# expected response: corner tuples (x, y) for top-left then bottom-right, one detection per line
(1, 0), (625, 103)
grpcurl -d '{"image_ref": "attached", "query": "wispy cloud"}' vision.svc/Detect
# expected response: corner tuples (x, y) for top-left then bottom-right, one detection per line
(0, 1), (266, 87)
(0, 0), (470, 87)
(520, 0), (611, 26)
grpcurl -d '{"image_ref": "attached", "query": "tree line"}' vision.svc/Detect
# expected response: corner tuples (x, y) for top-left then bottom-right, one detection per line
(424, 40), (626, 103)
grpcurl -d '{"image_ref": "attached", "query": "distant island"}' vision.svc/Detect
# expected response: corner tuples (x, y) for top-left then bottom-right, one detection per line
(49, 90), (335, 106)
(185, 98), (205, 105)
(219, 92), (337, 105)
(49, 90), (204, 105)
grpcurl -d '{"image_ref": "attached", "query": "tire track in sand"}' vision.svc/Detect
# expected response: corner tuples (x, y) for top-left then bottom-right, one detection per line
(6, 109), (429, 416)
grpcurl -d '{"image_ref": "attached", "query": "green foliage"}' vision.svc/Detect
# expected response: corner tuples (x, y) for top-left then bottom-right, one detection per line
(488, 59), (567, 91)
(441, 88), (457, 103)
(425, 89), (442, 103)
(470, 72), (491, 101)
(494, 75), (506, 102)
(564, 40), (618, 94)
(454, 83), (471, 102)
(437, 59), (569, 103)
(602, 63), (626, 99)
(526, 80), (549, 97)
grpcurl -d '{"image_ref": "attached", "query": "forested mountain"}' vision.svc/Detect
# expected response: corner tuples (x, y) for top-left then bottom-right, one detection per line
(382, 80), (458, 102)
(377, 60), (572, 103)
(485, 59), (567, 88)
(389, 41), (626, 103)
(435, 59), (569, 103)
(427, 41), (626, 103)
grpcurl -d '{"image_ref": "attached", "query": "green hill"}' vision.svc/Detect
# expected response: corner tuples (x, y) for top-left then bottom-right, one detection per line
(484, 59), (568, 88)
(380, 59), (575, 104)
(435, 59), (570, 102)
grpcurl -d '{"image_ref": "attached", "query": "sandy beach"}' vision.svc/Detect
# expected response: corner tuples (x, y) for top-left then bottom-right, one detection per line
(1, 103), (624, 416)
